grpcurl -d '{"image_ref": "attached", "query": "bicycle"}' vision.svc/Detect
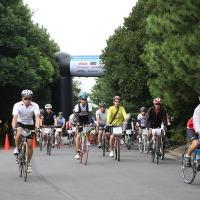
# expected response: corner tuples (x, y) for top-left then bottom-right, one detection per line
(138, 128), (148, 154)
(181, 145), (200, 184)
(16, 129), (35, 182)
(125, 129), (132, 150)
(68, 129), (75, 147)
(102, 127), (109, 157)
(79, 126), (92, 165)
(38, 130), (43, 151)
(110, 125), (124, 162)
(55, 127), (62, 149)
(150, 128), (163, 164)
(43, 126), (54, 156)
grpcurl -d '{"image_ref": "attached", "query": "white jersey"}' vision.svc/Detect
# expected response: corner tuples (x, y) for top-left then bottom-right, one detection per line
(12, 101), (40, 125)
(74, 103), (92, 116)
(96, 109), (108, 125)
(137, 113), (147, 128)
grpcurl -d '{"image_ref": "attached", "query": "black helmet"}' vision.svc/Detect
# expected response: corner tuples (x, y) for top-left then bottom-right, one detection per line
(99, 102), (106, 107)
(140, 107), (147, 112)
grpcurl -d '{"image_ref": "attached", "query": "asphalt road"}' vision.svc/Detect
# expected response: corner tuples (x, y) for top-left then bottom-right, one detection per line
(0, 144), (200, 200)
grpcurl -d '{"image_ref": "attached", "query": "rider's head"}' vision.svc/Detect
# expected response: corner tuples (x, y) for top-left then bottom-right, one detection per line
(127, 113), (132, 120)
(140, 107), (147, 115)
(153, 98), (162, 109)
(39, 109), (44, 116)
(113, 96), (122, 107)
(58, 112), (63, 118)
(99, 102), (106, 112)
(79, 93), (88, 105)
(45, 104), (52, 113)
(21, 89), (33, 106)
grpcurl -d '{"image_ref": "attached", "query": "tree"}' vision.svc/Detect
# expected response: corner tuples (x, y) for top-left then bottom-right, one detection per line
(142, 0), (200, 122)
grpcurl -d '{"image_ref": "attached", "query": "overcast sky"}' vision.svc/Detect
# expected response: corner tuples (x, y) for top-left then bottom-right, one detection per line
(23, 0), (137, 92)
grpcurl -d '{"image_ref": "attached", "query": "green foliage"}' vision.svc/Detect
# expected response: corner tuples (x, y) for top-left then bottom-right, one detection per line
(170, 125), (187, 146)
(73, 79), (81, 105)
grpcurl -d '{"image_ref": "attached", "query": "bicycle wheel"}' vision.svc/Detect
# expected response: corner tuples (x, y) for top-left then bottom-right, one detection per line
(127, 136), (131, 150)
(82, 140), (89, 165)
(39, 135), (42, 151)
(22, 143), (28, 181)
(102, 134), (106, 157)
(181, 146), (197, 184)
(47, 136), (51, 156)
(117, 138), (120, 161)
(18, 151), (23, 177)
(151, 142), (155, 162)
(161, 132), (165, 160)
(143, 136), (148, 154)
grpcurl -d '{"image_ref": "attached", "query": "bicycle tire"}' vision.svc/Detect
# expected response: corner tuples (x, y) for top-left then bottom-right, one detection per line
(22, 143), (28, 181)
(151, 141), (155, 162)
(82, 140), (89, 165)
(39, 134), (43, 151)
(161, 132), (165, 160)
(143, 136), (148, 154)
(138, 141), (143, 153)
(102, 134), (106, 157)
(127, 136), (131, 150)
(156, 152), (159, 164)
(47, 136), (51, 156)
(18, 153), (23, 177)
(117, 138), (120, 161)
(181, 146), (197, 184)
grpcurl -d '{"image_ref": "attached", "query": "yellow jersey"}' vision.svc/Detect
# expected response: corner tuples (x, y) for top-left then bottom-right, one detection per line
(107, 106), (127, 125)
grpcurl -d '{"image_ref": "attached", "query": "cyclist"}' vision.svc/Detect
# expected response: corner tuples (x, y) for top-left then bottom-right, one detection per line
(185, 99), (200, 166)
(41, 104), (57, 147)
(55, 112), (65, 146)
(137, 107), (148, 143)
(12, 89), (40, 173)
(74, 93), (92, 159)
(146, 98), (167, 156)
(106, 96), (127, 157)
(96, 102), (108, 148)
(69, 109), (76, 129)
(124, 113), (135, 146)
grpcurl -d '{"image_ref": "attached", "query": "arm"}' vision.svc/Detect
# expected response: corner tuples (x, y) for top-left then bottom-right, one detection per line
(193, 105), (200, 133)
(54, 118), (57, 127)
(162, 108), (167, 127)
(106, 107), (112, 125)
(61, 119), (66, 129)
(145, 108), (151, 128)
(12, 115), (18, 129)
(35, 114), (40, 129)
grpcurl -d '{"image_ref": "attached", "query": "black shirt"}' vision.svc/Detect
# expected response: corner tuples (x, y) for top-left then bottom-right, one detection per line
(42, 111), (56, 125)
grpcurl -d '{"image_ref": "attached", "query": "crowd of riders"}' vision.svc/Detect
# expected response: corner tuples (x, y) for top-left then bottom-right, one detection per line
(11, 89), (200, 172)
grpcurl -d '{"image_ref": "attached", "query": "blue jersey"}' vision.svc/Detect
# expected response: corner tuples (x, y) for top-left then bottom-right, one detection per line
(57, 117), (65, 127)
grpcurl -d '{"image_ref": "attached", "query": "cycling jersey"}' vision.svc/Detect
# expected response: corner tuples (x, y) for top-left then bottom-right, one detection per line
(57, 117), (65, 127)
(187, 104), (200, 133)
(74, 103), (92, 124)
(96, 109), (108, 125)
(12, 101), (40, 125)
(137, 113), (147, 128)
(146, 106), (167, 128)
(125, 118), (133, 130)
(41, 111), (56, 125)
(107, 106), (127, 125)
(69, 114), (76, 125)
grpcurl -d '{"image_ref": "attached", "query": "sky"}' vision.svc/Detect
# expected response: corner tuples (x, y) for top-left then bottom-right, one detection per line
(23, 0), (138, 93)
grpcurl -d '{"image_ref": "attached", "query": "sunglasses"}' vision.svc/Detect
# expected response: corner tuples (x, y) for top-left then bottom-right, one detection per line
(114, 101), (120, 103)
(155, 103), (161, 105)
(24, 98), (32, 101)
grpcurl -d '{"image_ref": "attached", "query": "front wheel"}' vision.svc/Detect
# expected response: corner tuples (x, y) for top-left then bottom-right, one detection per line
(181, 146), (197, 184)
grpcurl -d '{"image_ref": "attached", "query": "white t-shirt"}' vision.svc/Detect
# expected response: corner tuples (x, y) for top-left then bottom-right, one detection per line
(137, 113), (147, 128)
(96, 109), (108, 125)
(74, 103), (92, 116)
(12, 101), (40, 125)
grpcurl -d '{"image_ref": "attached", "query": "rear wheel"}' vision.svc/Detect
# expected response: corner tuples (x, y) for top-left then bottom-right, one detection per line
(102, 134), (106, 157)
(161, 132), (165, 160)
(116, 138), (120, 161)
(47, 136), (51, 156)
(143, 136), (148, 154)
(83, 140), (88, 165)
(181, 146), (197, 184)
(22, 143), (28, 181)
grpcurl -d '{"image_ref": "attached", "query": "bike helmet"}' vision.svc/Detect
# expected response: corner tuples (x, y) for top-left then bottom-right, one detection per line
(58, 112), (63, 115)
(127, 113), (132, 119)
(39, 109), (44, 114)
(45, 104), (52, 109)
(113, 96), (122, 101)
(153, 98), (163, 104)
(79, 93), (88, 100)
(99, 102), (106, 107)
(140, 107), (147, 112)
(21, 89), (33, 97)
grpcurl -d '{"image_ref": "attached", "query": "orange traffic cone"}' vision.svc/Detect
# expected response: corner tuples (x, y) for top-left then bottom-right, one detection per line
(32, 134), (37, 148)
(4, 134), (10, 151)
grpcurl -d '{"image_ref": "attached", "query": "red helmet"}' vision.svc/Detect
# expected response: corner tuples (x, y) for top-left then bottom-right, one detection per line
(153, 98), (162, 104)
(113, 96), (122, 101)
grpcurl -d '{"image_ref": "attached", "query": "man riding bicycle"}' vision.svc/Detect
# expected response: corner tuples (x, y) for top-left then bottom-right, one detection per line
(74, 93), (92, 159)
(55, 112), (65, 145)
(106, 96), (127, 157)
(96, 102), (108, 148)
(186, 98), (200, 166)
(41, 104), (57, 147)
(12, 89), (40, 173)
(146, 98), (167, 156)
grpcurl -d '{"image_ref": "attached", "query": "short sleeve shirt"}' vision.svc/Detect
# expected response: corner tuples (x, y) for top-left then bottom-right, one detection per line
(137, 113), (147, 128)
(57, 117), (65, 127)
(12, 101), (40, 125)
(41, 111), (57, 125)
(74, 103), (92, 116)
(96, 109), (108, 125)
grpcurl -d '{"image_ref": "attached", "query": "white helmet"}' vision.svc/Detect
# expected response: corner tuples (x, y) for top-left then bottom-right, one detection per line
(45, 104), (52, 109)
(21, 89), (33, 97)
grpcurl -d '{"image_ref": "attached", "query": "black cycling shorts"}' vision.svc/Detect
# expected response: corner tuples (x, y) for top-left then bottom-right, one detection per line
(187, 128), (198, 142)
(16, 122), (35, 139)
(77, 122), (89, 132)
